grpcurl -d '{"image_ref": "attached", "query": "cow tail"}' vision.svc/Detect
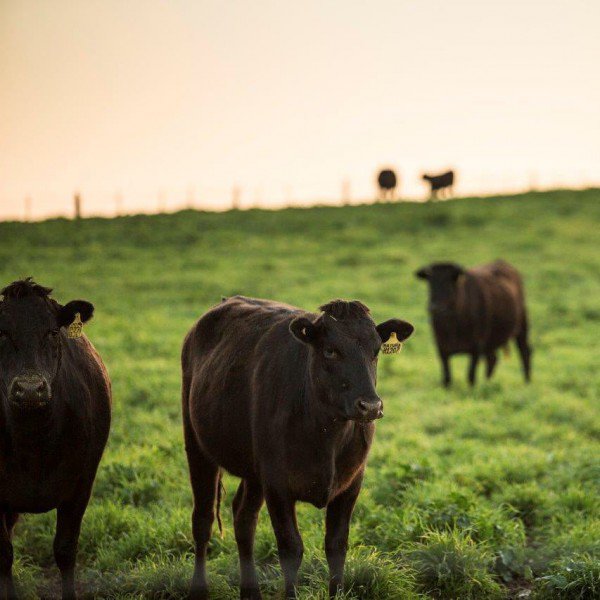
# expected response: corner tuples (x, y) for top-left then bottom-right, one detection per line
(502, 344), (510, 358)
(216, 470), (224, 538)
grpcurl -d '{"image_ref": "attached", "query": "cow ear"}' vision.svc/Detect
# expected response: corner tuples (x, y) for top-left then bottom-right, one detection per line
(290, 316), (321, 345)
(415, 267), (430, 280)
(376, 319), (414, 343)
(57, 300), (94, 328)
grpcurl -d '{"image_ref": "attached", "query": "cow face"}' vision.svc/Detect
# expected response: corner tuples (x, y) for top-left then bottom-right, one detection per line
(415, 262), (465, 314)
(0, 279), (93, 415)
(290, 301), (413, 422)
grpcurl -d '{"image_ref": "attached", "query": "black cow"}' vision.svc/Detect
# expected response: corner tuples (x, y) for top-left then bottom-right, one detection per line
(0, 279), (111, 599)
(377, 169), (398, 200)
(422, 170), (454, 200)
(182, 296), (414, 599)
(415, 261), (531, 386)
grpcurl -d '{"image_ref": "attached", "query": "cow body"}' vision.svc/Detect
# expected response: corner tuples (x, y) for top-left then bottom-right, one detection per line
(416, 260), (531, 386)
(182, 296), (413, 599)
(422, 170), (454, 200)
(377, 169), (397, 200)
(0, 279), (111, 599)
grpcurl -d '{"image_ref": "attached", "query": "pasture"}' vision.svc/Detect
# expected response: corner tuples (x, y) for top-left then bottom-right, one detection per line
(0, 189), (598, 599)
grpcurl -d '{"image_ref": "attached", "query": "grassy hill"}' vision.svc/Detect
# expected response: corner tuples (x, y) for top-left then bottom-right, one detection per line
(1, 189), (599, 599)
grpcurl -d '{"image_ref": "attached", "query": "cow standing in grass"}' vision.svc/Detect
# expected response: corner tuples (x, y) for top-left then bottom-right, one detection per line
(416, 260), (531, 386)
(422, 170), (455, 200)
(0, 279), (111, 599)
(377, 169), (398, 200)
(182, 296), (413, 599)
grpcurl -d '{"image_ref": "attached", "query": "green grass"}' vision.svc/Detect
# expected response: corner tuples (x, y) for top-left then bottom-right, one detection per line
(1, 189), (599, 599)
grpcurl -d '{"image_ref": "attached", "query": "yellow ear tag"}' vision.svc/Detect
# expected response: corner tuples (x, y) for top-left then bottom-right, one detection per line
(382, 332), (403, 355)
(67, 312), (83, 339)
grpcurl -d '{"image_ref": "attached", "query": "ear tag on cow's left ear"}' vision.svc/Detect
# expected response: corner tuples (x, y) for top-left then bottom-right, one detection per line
(67, 313), (83, 339)
(382, 332), (403, 355)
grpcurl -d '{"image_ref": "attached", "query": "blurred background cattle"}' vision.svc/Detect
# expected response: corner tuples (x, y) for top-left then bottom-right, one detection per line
(415, 260), (531, 387)
(422, 171), (455, 200)
(377, 169), (398, 200)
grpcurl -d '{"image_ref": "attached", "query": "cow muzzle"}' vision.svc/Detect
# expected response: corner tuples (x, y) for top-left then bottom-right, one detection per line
(353, 396), (383, 422)
(8, 375), (51, 410)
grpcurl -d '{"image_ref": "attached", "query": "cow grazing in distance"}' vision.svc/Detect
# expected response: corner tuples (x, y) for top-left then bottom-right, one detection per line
(377, 169), (398, 200)
(0, 279), (111, 599)
(415, 261), (531, 386)
(182, 296), (414, 599)
(422, 170), (455, 200)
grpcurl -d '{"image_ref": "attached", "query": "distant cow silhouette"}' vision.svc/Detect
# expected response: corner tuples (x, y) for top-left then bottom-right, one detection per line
(422, 170), (454, 200)
(377, 169), (397, 200)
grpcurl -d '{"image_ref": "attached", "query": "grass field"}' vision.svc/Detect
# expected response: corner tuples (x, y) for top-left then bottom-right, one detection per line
(1, 189), (599, 599)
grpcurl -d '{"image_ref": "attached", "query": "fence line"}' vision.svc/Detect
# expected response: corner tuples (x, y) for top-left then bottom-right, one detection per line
(4, 175), (599, 222)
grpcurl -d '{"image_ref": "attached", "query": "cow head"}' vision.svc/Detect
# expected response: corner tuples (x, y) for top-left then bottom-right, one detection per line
(0, 278), (93, 417)
(415, 262), (465, 314)
(290, 300), (413, 422)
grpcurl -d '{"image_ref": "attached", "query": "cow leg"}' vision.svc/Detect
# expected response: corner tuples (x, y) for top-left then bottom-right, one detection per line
(485, 352), (498, 379)
(54, 483), (94, 600)
(516, 323), (532, 382)
(233, 479), (264, 600)
(468, 352), (479, 385)
(325, 474), (363, 598)
(265, 490), (302, 599)
(440, 353), (451, 387)
(0, 513), (18, 600)
(186, 440), (220, 600)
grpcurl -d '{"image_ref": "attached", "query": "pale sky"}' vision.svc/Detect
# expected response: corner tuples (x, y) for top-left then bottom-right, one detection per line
(1, 0), (598, 219)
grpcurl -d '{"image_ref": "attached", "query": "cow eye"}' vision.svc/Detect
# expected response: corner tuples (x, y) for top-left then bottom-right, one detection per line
(47, 329), (60, 339)
(323, 348), (338, 359)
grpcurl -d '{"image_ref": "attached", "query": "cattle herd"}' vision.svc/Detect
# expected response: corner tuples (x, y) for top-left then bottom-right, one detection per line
(0, 265), (531, 599)
(377, 168), (455, 200)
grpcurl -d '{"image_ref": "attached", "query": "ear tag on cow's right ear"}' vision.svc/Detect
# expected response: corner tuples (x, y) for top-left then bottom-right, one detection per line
(382, 332), (403, 355)
(67, 313), (83, 339)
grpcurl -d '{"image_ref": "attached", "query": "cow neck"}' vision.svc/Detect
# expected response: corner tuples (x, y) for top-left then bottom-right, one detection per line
(431, 279), (470, 338)
(431, 308), (460, 340)
(2, 410), (60, 459)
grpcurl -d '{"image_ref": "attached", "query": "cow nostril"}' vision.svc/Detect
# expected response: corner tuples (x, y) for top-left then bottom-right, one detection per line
(9, 377), (50, 404)
(356, 398), (381, 415)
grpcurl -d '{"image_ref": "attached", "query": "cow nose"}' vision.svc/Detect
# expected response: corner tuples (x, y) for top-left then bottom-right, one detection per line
(355, 396), (383, 421)
(9, 376), (51, 407)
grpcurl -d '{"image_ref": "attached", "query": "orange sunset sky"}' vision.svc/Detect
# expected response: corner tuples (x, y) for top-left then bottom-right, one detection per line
(1, 0), (599, 219)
